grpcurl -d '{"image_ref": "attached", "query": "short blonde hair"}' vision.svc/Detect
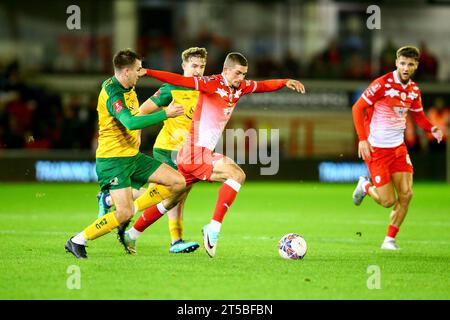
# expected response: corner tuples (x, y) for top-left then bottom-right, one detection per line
(181, 47), (207, 63)
(396, 46), (420, 61)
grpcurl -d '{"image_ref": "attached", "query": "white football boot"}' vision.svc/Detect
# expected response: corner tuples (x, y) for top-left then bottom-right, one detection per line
(202, 224), (220, 258)
(352, 176), (370, 206)
(381, 239), (400, 250)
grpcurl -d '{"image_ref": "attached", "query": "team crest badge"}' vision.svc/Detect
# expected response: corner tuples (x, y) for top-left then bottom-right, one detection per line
(113, 100), (124, 113)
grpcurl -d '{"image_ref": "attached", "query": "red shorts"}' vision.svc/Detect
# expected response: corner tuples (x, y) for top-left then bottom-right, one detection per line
(177, 145), (224, 185)
(365, 143), (414, 187)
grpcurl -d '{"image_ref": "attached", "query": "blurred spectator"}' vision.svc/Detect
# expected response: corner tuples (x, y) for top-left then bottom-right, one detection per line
(195, 31), (231, 75)
(343, 51), (372, 80)
(308, 39), (342, 79)
(426, 97), (450, 152)
(53, 36), (78, 73)
(0, 60), (99, 151)
(379, 38), (397, 75)
(54, 95), (97, 149)
(415, 41), (438, 81)
(53, 35), (112, 74)
(280, 51), (301, 78)
(255, 55), (280, 78)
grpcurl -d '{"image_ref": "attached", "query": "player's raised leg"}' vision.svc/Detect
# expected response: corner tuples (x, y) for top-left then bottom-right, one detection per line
(202, 156), (246, 258)
(353, 173), (397, 208)
(381, 172), (413, 250)
(366, 181), (397, 209)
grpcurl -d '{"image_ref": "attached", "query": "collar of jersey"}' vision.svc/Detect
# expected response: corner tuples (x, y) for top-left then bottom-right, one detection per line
(112, 76), (133, 92)
(393, 70), (411, 89)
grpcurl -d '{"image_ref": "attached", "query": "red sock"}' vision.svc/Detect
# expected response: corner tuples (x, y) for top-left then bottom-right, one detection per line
(134, 205), (164, 232)
(212, 180), (240, 223)
(387, 224), (399, 238)
(364, 182), (372, 194)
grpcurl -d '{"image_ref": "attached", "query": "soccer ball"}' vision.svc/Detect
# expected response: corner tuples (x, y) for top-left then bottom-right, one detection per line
(278, 233), (307, 260)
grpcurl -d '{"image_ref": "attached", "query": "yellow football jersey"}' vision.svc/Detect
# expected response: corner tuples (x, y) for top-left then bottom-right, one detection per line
(96, 76), (140, 158)
(151, 84), (199, 151)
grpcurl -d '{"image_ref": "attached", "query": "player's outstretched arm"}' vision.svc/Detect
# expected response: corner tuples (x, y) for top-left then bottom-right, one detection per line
(142, 68), (197, 90)
(254, 79), (305, 93)
(115, 105), (183, 130)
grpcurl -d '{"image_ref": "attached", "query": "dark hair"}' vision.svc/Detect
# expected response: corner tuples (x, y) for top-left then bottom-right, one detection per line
(396, 46), (420, 61)
(224, 52), (248, 68)
(113, 49), (141, 70)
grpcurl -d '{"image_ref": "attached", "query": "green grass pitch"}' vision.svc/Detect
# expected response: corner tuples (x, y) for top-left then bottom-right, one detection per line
(0, 182), (449, 300)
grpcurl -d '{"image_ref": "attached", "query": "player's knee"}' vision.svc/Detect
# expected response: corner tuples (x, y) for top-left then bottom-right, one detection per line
(170, 175), (186, 194)
(115, 207), (134, 223)
(380, 197), (396, 208)
(399, 189), (413, 203)
(231, 167), (245, 184)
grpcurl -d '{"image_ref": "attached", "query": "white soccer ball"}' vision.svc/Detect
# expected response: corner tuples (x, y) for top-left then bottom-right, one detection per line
(278, 233), (307, 260)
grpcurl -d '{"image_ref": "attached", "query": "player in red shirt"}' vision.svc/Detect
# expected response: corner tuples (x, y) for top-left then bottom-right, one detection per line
(351, 46), (443, 250)
(121, 52), (305, 257)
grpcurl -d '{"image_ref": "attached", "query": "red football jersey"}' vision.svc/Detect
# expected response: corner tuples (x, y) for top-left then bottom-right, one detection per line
(189, 74), (258, 150)
(360, 71), (423, 148)
(146, 69), (288, 150)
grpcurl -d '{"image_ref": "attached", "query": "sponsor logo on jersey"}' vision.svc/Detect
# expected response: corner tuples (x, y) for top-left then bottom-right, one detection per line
(110, 177), (119, 186)
(401, 92), (407, 101)
(113, 100), (124, 113)
(394, 106), (408, 116)
(371, 83), (381, 92)
(408, 91), (418, 100)
(385, 88), (400, 98)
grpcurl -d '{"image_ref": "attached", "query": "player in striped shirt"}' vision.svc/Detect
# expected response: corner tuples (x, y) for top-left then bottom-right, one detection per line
(351, 46), (443, 250)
